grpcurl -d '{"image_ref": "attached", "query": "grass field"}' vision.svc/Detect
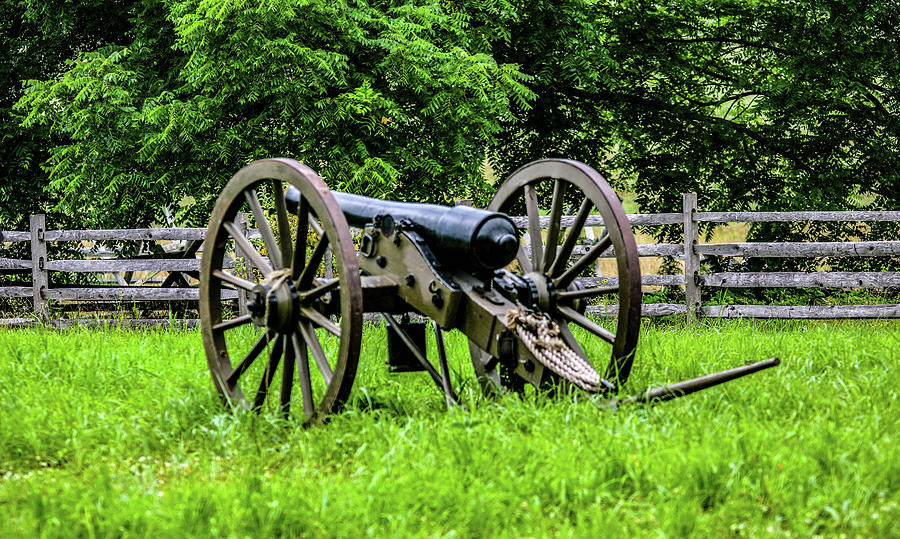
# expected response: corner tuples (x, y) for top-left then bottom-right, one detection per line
(0, 319), (897, 537)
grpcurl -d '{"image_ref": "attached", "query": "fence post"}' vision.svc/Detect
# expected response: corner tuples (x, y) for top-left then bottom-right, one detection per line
(30, 214), (49, 320)
(235, 212), (250, 316)
(683, 194), (700, 324)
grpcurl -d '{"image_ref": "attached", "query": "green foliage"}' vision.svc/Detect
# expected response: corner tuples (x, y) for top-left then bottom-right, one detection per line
(0, 0), (140, 228)
(0, 321), (898, 535)
(491, 0), (899, 229)
(4, 0), (898, 240)
(16, 0), (532, 227)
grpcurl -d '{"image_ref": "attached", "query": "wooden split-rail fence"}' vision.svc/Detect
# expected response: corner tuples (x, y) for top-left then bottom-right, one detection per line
(1, 195), (899, 327)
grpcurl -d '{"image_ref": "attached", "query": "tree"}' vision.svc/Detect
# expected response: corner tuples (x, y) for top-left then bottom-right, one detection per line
(10, 0), (900, 247)
(16, 0), (532, 228)
(1, 0), (141, 229)
(490, 0), (899, 233)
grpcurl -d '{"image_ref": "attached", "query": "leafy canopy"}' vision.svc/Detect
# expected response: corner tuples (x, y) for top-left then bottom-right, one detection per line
(16, 0), (532, 227)
(6, 0), (899, 240)
(1, 0), (141, 228)
(492, 0), (899, 219)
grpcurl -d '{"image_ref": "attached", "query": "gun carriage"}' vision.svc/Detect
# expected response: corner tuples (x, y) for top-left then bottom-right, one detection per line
(199, 158), (777, 421)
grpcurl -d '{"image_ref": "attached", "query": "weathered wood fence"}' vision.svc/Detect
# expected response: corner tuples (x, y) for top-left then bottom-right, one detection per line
(2, 195), (899, 326)
(511, 195), (900, 320)
(0, 214), (256, 326)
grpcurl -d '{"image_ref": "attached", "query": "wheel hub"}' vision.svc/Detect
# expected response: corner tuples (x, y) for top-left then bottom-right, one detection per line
(247, 274), (300, 330)
(492, 269), (557, 312)
(523, 271), (556, 312)
(493, 269), (594, 315)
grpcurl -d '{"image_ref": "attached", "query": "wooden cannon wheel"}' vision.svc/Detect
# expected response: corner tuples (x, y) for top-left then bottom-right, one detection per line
(199, 158), (362, 422)
(469, 159), (642, 393)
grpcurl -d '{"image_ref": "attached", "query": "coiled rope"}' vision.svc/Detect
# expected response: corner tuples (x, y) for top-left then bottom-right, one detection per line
(505, 308), (600, 392)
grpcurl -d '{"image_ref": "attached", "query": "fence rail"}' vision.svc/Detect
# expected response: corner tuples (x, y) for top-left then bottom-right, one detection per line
(1, 228), (208, 242)
(694, 241), (900, 257)
(2, 197), (899, 326)
(702, 304), (900, 319)
(695, 211), (900, 223)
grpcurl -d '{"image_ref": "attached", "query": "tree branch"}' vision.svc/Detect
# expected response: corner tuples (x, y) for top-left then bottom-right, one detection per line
(581, 89), (814, 174)
(863, 91), (891, 118)
(634, 37), (796, 56)
(681, 91), (765, 108)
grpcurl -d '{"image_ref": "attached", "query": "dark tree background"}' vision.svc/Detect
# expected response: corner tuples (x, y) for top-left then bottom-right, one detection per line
(3, 0), (898, 245)
(1, 0), (144, 229)
(487, 0), (898, 274)
(491, 0), (898, 213)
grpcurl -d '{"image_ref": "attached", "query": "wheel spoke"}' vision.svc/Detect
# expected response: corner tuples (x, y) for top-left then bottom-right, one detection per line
(227, 330), (274, 386)
(291, 331), (316, 418)
(432, 321), (458, 407)
(557, 285), (619, 300)
(298, 321), (333, 385)
(524, 183), (543, 272)
(555, 233), (612, 289)
(224, 221), (273, 275)
(291, 196), (310, 280)
(212, 269), (256, 291)
(515, 244), (533, 274)
(245, 189), (283, 269)
(213, 314), (253, 332)
(299, 235), (330, 288)
(299, 278), (340, 303)
(557, 305), (615, 344)
(299, 305), (341, 337)
(557, 323), (589, 360)
(272, 180), (293, 268)
(308, 214), (324, 236)
(549, 198), (593, 278)
(280, 332), (295, 414)
(542, 180), (567, 272)
(253, 333), (284, 409)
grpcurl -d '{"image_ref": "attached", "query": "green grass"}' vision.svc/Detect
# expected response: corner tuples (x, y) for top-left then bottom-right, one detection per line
(0, 320), (898, 537)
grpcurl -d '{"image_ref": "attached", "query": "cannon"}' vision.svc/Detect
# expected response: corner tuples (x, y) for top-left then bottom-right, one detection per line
(199, 158), (778, 421)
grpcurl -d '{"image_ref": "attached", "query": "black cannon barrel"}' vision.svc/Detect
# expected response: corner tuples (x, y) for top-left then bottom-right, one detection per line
(285, 187), (519, 272)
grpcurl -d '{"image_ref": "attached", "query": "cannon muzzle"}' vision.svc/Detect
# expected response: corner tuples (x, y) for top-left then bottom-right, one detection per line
(286, 187), (519, 273)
